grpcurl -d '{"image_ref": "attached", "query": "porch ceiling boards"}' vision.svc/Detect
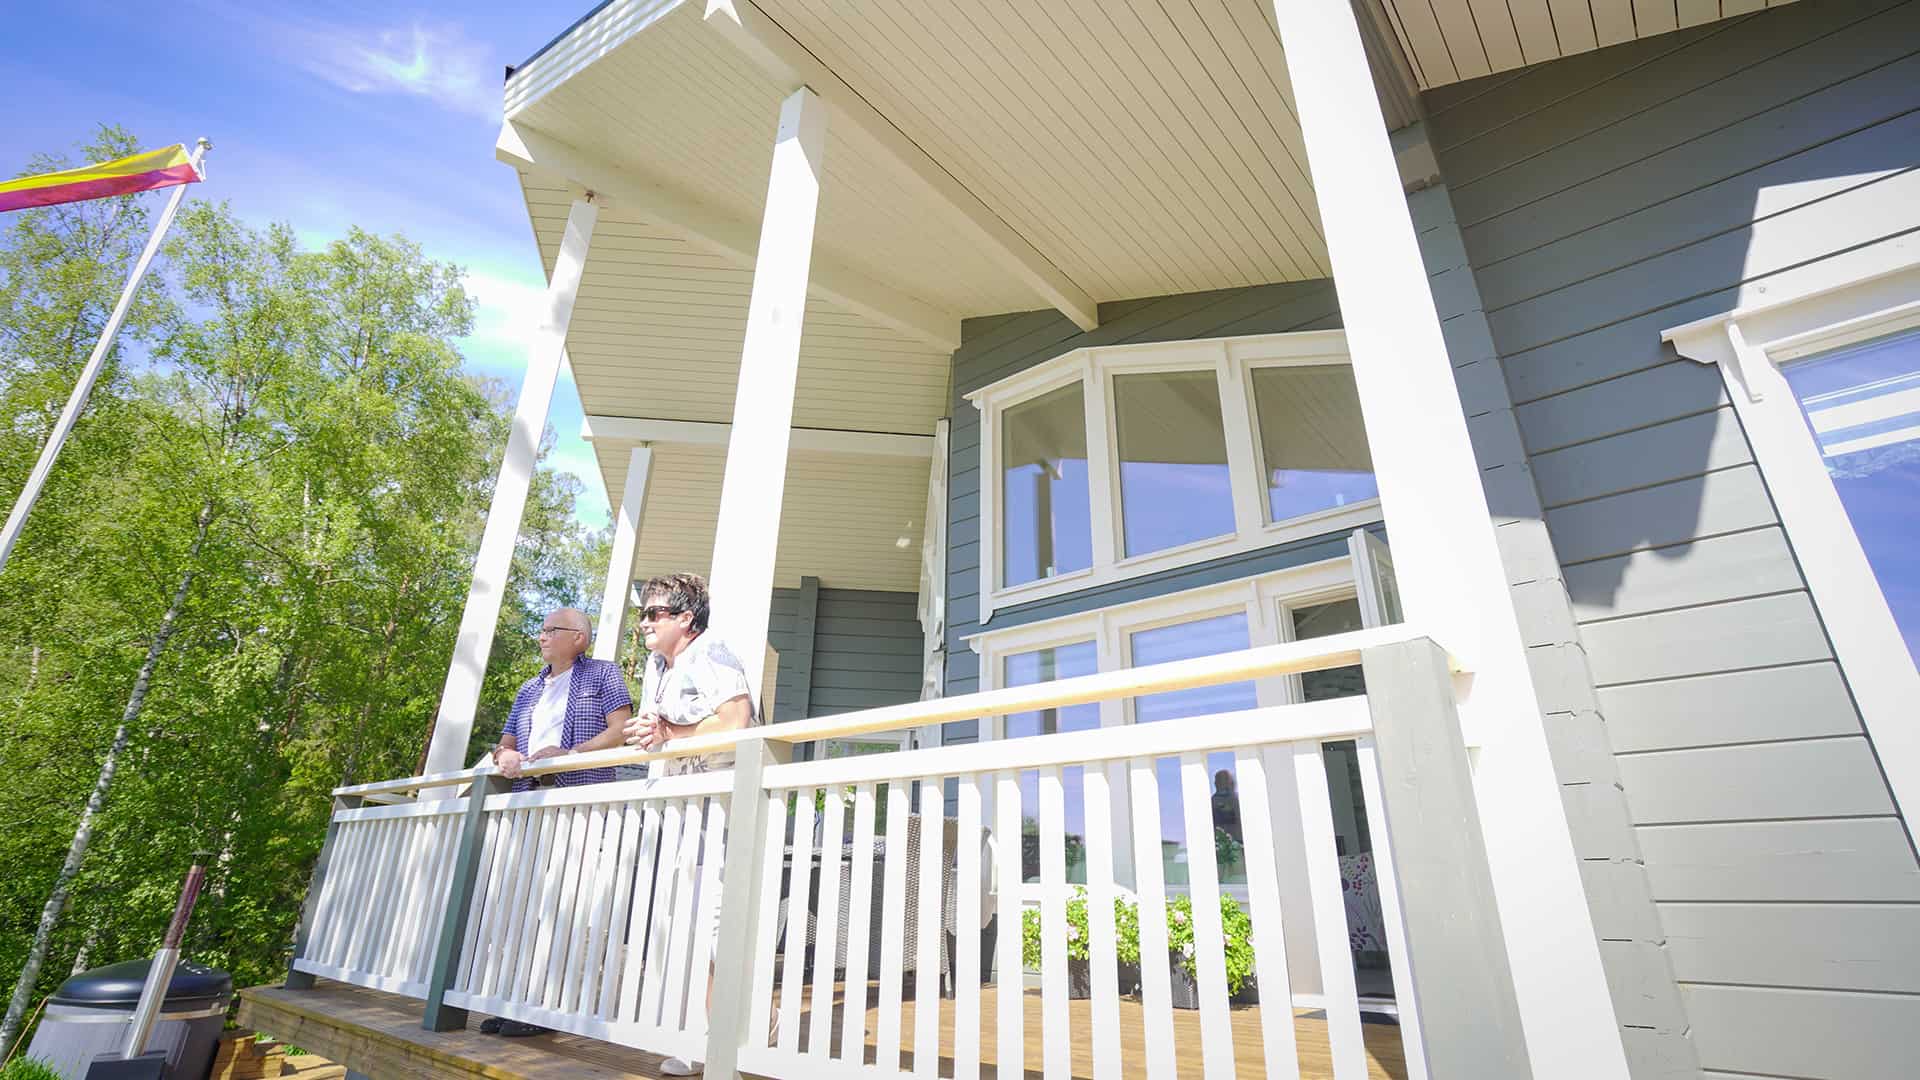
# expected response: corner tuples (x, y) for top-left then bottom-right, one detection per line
(1387, 0), (1802, 88)
(592, 440), (932, 593)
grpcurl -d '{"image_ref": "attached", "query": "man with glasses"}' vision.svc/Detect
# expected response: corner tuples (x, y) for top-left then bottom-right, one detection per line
(481, 607), (635, 1038)
(492, 607), (634, 790)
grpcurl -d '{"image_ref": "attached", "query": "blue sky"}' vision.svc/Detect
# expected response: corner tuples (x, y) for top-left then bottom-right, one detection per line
(1, 0), (613, 527)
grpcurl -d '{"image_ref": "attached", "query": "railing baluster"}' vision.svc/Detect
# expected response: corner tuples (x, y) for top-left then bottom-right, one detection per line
(557, 803), (607, 1012)
(638, 798), (687, 1029)
(507, 807), (561, 1004)
(346, 819), (401, 976)
(746, 789), (787, 1057)
(777, 788), (815, 1054)
(705, 738), (790, 1080)
(287, 796), (362, 989)
(954, 775), (984, 1079)
(1038, 765), (1070, 1080)
(806, 786), (846, 1061)
(523, 804), (575, 1007)
(424, 776), (508, 1030)
(1083, 762), (1122, 1080)
(875, 781), (911, 1072)
(617, 801), (666, 1024)
(416, 816), (464, 986)
(913, 778), (944, 1077)
(457, 810), (507, 994)
(686, 795), (729, 1036)
(1235, 746), (1302, 1079)
(484, 809), (536, 999)
(1293, 742), (1367, 1080)
(660, 798), (707, 1036)
(841, 782), (879, 1067)
(594, 803), (638, 1020)
(1128, 757), (1177, 1080)
(1180, 752), (1237, 1079)
(993, 769), (1024, 1080)
(1354, 736), (1429, 1080)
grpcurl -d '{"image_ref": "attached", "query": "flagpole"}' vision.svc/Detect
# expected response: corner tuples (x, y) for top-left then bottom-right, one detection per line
(0, 137), (210, 577)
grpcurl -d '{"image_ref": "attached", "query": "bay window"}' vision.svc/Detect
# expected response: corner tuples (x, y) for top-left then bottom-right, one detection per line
(970, 331), (1382, 618)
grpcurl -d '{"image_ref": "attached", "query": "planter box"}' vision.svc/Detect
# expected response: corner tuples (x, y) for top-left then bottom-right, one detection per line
(1064, 957), (1145, 999)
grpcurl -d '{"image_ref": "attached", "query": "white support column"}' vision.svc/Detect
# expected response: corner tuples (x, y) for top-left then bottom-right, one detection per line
(707, 87), (827, 701)
(593, 445), (654, 662)
(422, 196), (597, 777)
(1266, 3), (1630, 1077)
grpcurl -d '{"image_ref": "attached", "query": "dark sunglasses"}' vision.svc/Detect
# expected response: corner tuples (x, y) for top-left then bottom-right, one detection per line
(639, 605), (685, 622)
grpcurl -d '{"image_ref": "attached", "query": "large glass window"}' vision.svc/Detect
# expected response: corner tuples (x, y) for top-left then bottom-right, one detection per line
(1003, 642), (1100, 883)
(1250, 365), (1379, 524)
(1782, 328), (1920, 665)
(1114, 370), (1236, 556)
(1130, 614), (1258, 886)
(1001, 383), (1094, 587)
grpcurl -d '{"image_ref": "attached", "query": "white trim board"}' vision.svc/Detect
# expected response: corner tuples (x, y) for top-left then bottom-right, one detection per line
(582, 414), (936, 457)
(1662, 247), (1920, 847)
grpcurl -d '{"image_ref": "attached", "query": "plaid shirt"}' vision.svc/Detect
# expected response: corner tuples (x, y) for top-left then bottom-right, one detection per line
(503, 656), (634, 789)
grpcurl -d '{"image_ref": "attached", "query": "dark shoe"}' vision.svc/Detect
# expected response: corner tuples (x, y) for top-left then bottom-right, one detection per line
(479, 1017), (505, 1035)
(497, 1020), (550, 1037)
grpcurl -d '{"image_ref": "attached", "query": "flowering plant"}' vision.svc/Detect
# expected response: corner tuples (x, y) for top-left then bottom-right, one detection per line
(1021, 887), (1255, 995)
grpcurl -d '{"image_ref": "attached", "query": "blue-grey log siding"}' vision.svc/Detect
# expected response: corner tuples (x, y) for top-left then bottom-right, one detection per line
(768, 584), (921, 724)
(941, 282), (1350, 741)
(1428, 1), (1920, 1075)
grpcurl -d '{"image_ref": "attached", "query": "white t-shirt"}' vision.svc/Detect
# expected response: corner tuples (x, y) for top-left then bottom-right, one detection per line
(641, 633), (756, 775)
(527, 667), (573, 755)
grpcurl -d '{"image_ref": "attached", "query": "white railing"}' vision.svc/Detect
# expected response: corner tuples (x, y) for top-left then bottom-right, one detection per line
(287, 626), (1521, 1079)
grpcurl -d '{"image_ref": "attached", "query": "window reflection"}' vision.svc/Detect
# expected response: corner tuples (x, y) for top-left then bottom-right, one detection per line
(1114, 370), (1236, 556)
(1251, 365), (1379, 524)
(1131, 613), (1257, 886)
(1003, 642), (1099, 883)
(1783, 328), (1920, 665)
(1002, 383), (1093, 587)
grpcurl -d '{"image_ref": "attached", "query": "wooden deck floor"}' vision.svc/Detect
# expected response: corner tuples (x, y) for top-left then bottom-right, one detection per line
(240, 979), (1408, 1079)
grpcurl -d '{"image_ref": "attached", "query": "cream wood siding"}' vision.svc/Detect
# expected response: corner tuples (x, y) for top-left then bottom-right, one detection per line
(521, 176), (952, 435)
(511, 2), (1035, 320)
(752, 0), (1333, 300)
(1391, 0), (1803, 89)
(597, 441), (932, 593)
(1427, 1), (1920, 1074)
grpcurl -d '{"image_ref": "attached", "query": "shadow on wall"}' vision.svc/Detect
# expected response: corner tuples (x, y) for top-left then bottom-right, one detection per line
(1426, 1), (1920, 611)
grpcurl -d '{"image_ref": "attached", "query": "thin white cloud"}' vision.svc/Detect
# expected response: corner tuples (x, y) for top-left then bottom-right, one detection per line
(212, 3), (501, 120)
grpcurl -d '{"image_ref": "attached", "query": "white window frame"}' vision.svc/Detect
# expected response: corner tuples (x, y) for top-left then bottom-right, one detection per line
(965, 554), (1364, 906)
(1663, 250), (1920, 841)
(969, 330), (1384, 621)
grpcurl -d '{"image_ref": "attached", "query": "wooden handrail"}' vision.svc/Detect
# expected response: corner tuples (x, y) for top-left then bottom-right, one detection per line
(335, 624), (1452, 798)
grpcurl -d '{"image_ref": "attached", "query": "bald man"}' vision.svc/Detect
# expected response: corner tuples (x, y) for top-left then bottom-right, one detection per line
(493, 607), (634, 791)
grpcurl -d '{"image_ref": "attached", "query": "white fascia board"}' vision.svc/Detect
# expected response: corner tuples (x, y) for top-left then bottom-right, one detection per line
(963, 327), (1350, 406)
(582, 414), (936, 457)
(496, 120), (962, 351)
(701, 0), (1100, 332)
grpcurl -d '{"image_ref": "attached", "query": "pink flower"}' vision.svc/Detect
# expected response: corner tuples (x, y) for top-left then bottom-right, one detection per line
(1066, 924), (1081, 942)
(1171, 909), (1187, 925)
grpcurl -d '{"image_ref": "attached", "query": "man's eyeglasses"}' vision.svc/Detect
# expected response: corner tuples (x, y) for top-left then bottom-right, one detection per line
(537, 624), (584, 637)
(639, 605), (684, 622)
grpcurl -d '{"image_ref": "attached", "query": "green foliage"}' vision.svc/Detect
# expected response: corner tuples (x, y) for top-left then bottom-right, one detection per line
(0, 126), (611, 1043)
(0, 1057), (62, 1080)
(1023, 890), (1256, 994)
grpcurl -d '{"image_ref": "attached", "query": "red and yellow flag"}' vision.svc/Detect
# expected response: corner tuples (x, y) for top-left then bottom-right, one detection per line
(0, 144), (203, 213)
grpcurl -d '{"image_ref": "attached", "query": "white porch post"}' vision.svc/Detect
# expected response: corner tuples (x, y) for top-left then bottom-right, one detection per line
(706, 87), (828, 699)
(1267, 3), (1630, 1077)
(593, 445), (653, 662)
(422, 196), (597, 777)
